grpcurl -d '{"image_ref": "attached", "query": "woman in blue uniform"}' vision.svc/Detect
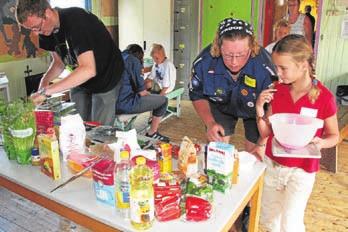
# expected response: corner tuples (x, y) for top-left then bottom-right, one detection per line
(189, 18), (276, 157)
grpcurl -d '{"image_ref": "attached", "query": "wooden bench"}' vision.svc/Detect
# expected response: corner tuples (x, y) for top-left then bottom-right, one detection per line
(161, 87), (185, 121)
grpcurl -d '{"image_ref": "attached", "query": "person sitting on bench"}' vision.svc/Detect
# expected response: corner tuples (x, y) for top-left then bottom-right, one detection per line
(116, 44), (170, 142)
(145, 43), (176, 95)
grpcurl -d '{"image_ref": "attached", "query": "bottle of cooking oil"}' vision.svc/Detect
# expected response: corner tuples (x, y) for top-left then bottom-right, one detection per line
(130, 156), (154, 230)
(115, 150), (131, 219)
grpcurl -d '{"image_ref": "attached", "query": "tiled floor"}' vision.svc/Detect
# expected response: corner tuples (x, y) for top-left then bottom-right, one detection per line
(0, 187), (90, 232)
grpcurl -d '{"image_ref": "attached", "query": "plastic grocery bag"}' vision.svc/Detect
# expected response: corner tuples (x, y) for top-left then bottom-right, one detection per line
(59, 114), (86, 161)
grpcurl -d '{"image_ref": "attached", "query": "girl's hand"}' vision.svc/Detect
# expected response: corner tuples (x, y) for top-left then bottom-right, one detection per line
(250, 145), (265, 161)
(256, 89), (277, 116)
(311, 136), (324, 150)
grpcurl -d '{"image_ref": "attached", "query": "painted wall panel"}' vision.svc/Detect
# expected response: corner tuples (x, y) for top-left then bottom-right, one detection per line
(202, 0), (252, 47)
(118, 0), (173, 59)
(316, 2), (348, 93)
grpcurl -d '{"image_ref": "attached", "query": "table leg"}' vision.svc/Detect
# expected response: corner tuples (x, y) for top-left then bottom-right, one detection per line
(248, 173), (264, 232)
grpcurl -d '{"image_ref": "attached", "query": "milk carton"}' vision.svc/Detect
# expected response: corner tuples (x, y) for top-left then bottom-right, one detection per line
(206, 142), (235, 193)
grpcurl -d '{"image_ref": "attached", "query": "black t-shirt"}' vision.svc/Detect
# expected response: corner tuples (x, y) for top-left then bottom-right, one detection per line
(39, 7), (124, 93)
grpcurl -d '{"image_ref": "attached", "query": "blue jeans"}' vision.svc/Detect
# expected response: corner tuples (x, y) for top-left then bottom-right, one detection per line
(70, 82), (121, 126)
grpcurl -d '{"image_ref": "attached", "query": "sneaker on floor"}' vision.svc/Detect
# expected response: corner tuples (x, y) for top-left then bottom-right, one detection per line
(145, 131), (170, 142)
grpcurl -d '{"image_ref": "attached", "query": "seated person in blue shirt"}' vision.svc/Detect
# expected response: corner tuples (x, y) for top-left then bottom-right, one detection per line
(116, 44), (169, 142)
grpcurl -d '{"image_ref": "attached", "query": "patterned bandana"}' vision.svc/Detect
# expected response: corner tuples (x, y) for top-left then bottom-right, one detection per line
(218, 18), (253, 37)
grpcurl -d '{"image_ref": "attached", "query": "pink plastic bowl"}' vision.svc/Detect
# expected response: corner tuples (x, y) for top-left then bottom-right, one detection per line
(269, 113), (324, 149)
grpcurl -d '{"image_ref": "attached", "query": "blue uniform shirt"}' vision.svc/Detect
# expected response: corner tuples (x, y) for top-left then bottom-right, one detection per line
(116, 51), (146, 114)
(189, 45), (275, 119)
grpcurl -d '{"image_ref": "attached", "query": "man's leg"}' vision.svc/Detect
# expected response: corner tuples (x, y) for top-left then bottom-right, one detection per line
(70, 87), (92, 122)
(128, 94), (168, 136)
(92, 82), (121, 126)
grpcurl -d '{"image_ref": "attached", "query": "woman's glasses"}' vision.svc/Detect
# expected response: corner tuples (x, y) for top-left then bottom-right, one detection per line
(221, 49), (251, 61)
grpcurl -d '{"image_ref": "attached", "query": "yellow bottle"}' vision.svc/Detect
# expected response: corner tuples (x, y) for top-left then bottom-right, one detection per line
(130, 156), (154, 230)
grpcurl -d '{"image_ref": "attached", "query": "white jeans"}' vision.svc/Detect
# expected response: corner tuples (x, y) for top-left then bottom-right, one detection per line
(260, 157), (316, 232)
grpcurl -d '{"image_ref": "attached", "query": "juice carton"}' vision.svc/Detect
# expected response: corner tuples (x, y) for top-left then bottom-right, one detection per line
(206, 142), (235, 193)
(38, 134), (61, 180)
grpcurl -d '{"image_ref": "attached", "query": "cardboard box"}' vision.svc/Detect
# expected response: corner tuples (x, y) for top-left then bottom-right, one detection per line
(207, 142), (235, 192)
(38, 134), (61, 180)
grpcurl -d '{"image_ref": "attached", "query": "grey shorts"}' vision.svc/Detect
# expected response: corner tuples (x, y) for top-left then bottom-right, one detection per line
(209, 102), (259, 143)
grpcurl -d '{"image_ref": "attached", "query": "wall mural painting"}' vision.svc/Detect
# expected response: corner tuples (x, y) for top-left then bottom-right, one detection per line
(0, 0), (45, 62)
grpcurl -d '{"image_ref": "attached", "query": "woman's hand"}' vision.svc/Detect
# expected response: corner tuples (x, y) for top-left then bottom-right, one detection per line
(206, 121), (225, 142)
(256, 89), (277, 117)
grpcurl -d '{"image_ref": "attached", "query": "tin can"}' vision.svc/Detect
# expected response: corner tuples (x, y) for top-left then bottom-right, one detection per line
(31, 147), (40, 166)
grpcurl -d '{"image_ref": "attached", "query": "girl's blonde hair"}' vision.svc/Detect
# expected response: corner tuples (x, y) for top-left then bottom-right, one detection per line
(210, 31), (260, 58)
(273, 34), (320, 104)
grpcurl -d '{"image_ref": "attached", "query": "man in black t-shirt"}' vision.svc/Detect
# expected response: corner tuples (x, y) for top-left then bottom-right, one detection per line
(16, 0), (124, 125)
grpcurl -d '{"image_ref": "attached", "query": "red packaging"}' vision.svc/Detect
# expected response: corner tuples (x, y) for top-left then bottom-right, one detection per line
(35, 110), (54, 134)
(154, 180), (181, 221)
(91, 158), (116, 206)
(185, 196), (212, 221)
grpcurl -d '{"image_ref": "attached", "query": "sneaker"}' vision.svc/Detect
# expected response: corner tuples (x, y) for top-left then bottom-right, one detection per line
(145, 131), (170, 142)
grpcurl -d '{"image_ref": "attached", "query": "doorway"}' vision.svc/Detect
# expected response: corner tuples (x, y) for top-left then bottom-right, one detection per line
(263, 0), (320, 53)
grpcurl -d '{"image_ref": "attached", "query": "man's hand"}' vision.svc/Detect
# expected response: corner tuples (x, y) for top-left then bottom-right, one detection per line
(30, 92), (46, 106)
(206, 121), (225, 142)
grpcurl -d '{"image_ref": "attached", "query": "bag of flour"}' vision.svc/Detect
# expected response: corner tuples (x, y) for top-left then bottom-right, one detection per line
(59, 114), (86, 161)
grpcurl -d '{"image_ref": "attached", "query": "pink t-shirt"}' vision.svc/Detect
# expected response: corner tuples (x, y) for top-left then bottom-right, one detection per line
(265, 81), (337, 173)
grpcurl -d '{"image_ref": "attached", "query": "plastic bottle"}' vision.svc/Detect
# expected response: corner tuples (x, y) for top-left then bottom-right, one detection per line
(130, 156), (154, 230)
(115, 150), (131, 219)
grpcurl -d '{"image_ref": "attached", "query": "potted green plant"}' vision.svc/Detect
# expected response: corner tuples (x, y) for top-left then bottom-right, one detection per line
(8, 99), (36, 164)
(0, 99), (18, 160)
